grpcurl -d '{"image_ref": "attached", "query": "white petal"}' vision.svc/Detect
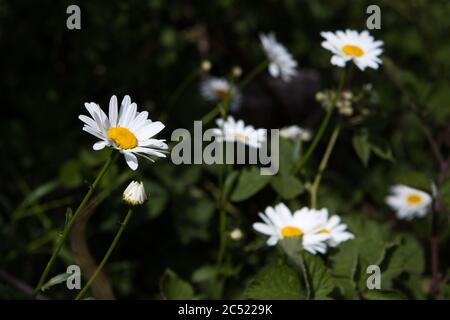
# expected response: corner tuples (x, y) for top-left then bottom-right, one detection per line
(136, 121), (165, 140)
(124, 153), (139, 171)
(93, 141), (108, 150)
(109, 95), (118, 127)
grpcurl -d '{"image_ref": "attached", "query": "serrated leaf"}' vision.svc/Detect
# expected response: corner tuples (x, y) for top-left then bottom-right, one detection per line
(270, 175), (304, 200)
(382, 236), (424, 287)
(245, 264), (301, 300)
(230, 166), (271, 202)
(160, 268), (194, 300)
(330, 240), (359, 298)
(352, 129), (371, 167)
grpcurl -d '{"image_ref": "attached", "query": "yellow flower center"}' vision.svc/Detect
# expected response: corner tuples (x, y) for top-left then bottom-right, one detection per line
(320, 228), (330, 234)
(281, 226), (303, 238)
(214, 88), (229, 99)
(342, 44), (364, 57)
(236, 133), (248, 143)
(107, 127), (137, 150)
(406, 194), (422, 205)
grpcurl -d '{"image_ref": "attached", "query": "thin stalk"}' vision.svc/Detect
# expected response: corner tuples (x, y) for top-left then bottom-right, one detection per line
(159, 68), (200, 122)
(298, 254), (310, 300)
(238, 60), (268, 89)
(33, 152), (117, 296)
(309, 123), (341, 209)
(293, 70), (346, 174)
(431, 195), (441, 299)
(75, 208), (134, 300)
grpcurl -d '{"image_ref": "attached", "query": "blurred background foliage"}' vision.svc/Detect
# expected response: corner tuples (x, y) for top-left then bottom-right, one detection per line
(0, 0), (449, 299)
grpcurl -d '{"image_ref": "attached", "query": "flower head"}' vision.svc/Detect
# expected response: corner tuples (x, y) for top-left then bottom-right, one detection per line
(201, 77), (241, 111)
(321, 30), (383, 71)
(212, 116), (266, 149)
(123, 181), (147, 206)
(315, 209), (354, 247)
(280, 125), (312, 141)
(260, 32), (298, 82)
(385, 185), (432, 220)
(79, 95), (168, 171)
(253, 203), (330, 254)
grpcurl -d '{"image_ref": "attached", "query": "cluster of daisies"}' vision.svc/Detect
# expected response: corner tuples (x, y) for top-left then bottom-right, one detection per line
(253, 203), (354, 254)
(78, 29), (392, 255)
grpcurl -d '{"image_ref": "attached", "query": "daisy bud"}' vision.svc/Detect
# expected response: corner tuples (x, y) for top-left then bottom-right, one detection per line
(201, 60), (212, 72)
(232, 66), (242, 78)
(123, 181), (147, 206)
(230, 228), (243, 240)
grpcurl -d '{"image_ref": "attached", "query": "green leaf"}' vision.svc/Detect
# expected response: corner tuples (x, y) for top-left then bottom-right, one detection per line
(41, 273), (70, 292)
(160, 268), (194, 300)
(230, 166), (272, 202)
(352, 129), (371, 167)
(278, 139), (300, 176)
(223, 170), (239, 198)
(191, 265), (216, 284)
(270, 175), (304, 200)
(144, 181), (168, 220)
(303, 253), (334, 299)
(382, 236), (424, 287)
(370, 144), (394, 162)
(245, 264), (301, 300)
(330, 240), (359, 298)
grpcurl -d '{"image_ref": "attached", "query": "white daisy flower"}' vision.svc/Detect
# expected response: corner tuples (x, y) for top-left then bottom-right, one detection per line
(200, 77), (242, 111)
(123, 181), (147, 206)
(212, 116), (266, 149)
(253, 203), (330, 255)
(385, 185), (432, 220)
(321, 29), (383, 71)
(260, 32), (298, 82)
(315, 208), (354, 247)
(79, 95), (168, 171)
(280, 125), (312, 142)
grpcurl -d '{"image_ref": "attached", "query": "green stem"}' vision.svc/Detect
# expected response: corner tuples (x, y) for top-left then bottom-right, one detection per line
(75, 208), (133, 300)
(309, 122), (341, 209)
(33, 152), (117, 296)
(238, 60), (269, 89)
(292, 70), (346, 174)
(298, 253), (310, 300)
(159, 68), (200, 122)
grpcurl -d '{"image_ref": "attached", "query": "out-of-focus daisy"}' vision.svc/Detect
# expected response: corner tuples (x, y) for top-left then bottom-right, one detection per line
(280, 125), (312, 141)
(385, 185), (432, 220)
(253, 203), (330, 255)
(200, 77), (241, 111)
(123, 181), (147, 206)
(321, 30), (383, 71)
(260, 32), (298, 82)
(79, 95), (168, 171)
(315, 209), (354, 247)
(212, 116), (266, 149)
